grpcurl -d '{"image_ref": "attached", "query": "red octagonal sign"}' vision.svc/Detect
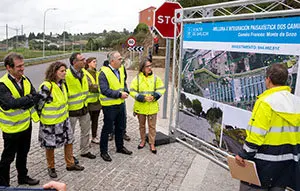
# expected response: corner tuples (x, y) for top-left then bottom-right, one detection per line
(154, 2), (182, 39)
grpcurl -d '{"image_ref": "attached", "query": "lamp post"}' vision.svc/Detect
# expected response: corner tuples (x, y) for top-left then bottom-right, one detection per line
(43, 8), (58, 57)
(63, 21), (72, 54)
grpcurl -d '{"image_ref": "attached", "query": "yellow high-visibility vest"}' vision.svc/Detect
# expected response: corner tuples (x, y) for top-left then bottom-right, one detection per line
(130, 72), (165, 115)
(65, 69), (89, 111)
(83, 69), (100, 104)
(99, 66), (125, 106)
(245, 86), (300, 162)
(39, 81), (69, 125)
(0, 73), (39, 133)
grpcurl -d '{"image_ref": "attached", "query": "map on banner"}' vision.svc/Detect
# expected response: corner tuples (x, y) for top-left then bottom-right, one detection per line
(178, 16), (299, 155)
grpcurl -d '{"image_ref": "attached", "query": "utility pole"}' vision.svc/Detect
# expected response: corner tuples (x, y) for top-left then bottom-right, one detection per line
(16, 28), (19, 49)
(72, 35), (74, 52)
(6, 24), (8, 51)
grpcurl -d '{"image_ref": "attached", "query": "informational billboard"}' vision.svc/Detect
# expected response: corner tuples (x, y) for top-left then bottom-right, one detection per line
(179, 16), (300, 154)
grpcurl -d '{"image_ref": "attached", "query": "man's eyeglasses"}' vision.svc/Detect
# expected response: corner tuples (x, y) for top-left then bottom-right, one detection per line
(145, 65), (152, 68)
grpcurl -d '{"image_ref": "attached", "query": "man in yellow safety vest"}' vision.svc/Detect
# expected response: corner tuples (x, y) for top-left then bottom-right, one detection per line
(98, 51), (132, 162)
(235, 64), (300, 191)
(0, 52), (41, 187)
(65, 52), (96, 161)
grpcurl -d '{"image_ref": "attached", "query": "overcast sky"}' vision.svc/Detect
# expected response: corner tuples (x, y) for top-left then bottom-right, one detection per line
(0, 0), (164, 40)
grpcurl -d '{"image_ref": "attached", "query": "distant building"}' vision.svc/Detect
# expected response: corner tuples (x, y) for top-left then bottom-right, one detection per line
(0, 43), (8, 51)
(48, 43), (60, 48)
(139, 6), (156, 28)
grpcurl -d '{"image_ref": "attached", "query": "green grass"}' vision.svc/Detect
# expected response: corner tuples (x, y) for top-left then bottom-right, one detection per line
(0, 49), (70, 62)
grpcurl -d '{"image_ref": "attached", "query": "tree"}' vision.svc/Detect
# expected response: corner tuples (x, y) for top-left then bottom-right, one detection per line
(28, 32), (35, 40)
(133, 23), (148, 35)
(184, 98), (192, 109)
(86, 38), (95, 50)
(206, 107), (223, 123)
(192, 99), (202, 116)
(180, 93), (186, 103)
(36, 32), (43, 39)
(123, 28), (130, 35)
(178, 0), (231, 8)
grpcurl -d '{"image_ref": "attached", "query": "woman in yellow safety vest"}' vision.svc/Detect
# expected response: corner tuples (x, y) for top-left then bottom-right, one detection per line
(130, 58), (165, 154)
(84, 57), (101, 144)
(37, 62), (84, 178)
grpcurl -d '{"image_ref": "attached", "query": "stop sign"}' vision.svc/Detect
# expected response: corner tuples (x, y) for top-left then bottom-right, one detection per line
(154, 2), (182, 39)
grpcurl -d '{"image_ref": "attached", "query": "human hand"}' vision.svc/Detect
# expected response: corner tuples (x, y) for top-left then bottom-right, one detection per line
(32, 93), (44, 104)
(145, 95), (154, 102)
(43, 181), (66, 191)
(235, 155), (246, 167)
(121, 92), (128, 99)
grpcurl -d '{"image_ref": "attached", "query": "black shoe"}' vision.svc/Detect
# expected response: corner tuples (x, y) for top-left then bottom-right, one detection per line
(80, 152), (96, 159)
(123, 133), (131, 141)
(150, 145), (157, 154)
(137, 142), (145, 149)
(150, 149), (157, 154)
(108, 134), (114, 141)
(100, 153), (112, 162)
(48, 168), (57, 178)
(18, 176), (40, 185)
(66, 164), (85, 171)
(73, 156), (79, 165)
(116, 147), (133, 155)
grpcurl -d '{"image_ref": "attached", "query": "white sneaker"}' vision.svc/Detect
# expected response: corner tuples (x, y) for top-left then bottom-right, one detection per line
(91, 137), (100, 144)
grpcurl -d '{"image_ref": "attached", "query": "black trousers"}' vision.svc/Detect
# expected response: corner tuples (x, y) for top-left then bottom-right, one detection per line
(109, 102), (127, 136)
(0, 126), (32, 186)
(100, 103), (125, 153)
(89, 110), (101, 138)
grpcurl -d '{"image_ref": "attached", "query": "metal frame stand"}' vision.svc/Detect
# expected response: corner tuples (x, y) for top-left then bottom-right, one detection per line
(169, 0), (300, 169)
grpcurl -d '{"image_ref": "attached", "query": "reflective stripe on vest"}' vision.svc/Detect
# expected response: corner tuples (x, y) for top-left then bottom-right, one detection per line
(40, 81), (69, 125)
(0, 73), (37, 133)
(65, 69), (89, 111)
(83, 69), (99, 104)
(130, 73), (165, 115)
(99, 66), (125, 106)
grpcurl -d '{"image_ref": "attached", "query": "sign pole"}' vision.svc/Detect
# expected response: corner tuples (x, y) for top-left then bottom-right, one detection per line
(130, 51), (133, 66)
(154, 1), (182, 119)
(162, 39), (171, 119)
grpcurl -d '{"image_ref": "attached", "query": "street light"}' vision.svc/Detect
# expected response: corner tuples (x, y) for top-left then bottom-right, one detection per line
(43, 7), (58, 57)
(63, 21), (72, 54)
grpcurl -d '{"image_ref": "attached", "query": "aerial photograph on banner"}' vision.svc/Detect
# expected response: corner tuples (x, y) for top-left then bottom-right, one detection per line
(179, 49), (299, 154)
(178, 16), (300, 154)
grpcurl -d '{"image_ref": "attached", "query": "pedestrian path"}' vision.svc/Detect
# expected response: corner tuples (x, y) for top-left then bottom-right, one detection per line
(0, 67), (239, 190)
(0, 113), (239, 191)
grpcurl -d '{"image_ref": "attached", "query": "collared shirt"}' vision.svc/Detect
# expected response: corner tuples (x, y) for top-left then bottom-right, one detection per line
(108, 64), (120, 80)
(8, 73), (22, 89)
(70, 65), (82, 79)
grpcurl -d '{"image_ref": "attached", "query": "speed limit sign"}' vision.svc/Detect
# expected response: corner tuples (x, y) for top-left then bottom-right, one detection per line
(126, 37), (136, 47)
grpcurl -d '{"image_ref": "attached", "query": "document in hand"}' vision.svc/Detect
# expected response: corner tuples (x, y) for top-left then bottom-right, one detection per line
(227, 155), (261, 186)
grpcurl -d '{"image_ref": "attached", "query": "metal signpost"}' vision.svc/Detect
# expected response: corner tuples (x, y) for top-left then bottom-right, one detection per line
(126, 37), (136, 66)
(154, 1), (182, 119)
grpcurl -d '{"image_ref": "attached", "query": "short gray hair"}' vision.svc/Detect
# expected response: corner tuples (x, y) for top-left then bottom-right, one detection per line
(108, 51), (119, 63)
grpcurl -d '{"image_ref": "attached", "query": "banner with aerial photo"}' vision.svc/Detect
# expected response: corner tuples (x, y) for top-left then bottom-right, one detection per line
(179, 16), (300, 154)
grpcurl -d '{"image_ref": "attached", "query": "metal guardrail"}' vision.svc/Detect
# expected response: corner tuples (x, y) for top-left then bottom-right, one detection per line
(0, 53), (72, 67)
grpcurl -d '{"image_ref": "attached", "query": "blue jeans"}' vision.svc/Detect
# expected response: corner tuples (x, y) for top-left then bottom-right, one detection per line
(100, 103), (125, 153)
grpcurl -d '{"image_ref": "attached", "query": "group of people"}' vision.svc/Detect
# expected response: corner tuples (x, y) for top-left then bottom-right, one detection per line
(0, 51), (165, 187)
(1, 49), (298, 191)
